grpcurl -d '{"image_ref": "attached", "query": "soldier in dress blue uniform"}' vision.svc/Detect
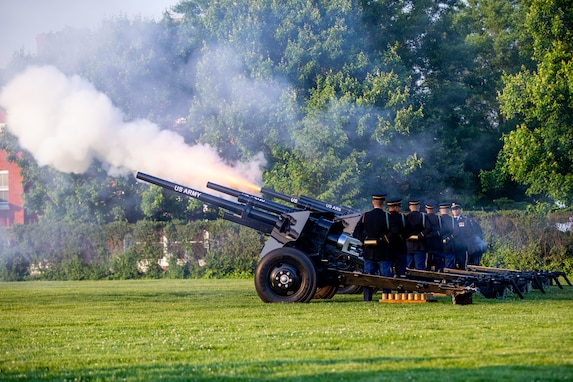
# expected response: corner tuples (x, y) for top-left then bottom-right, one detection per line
(353, 193), (390, 301)
(450, 202), (473, 270)
(386, 198), (408, 276)
(439, 202), (456, 269)
(405, 199), (432, 270)
(424, 199), (445, 271)
(406, 199), (432, 271)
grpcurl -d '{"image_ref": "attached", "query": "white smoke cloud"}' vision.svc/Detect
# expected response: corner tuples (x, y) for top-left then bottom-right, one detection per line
(0, 65), (266, 191)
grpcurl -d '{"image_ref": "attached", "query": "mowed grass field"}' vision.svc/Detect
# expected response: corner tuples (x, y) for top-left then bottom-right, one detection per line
(0, 279), (572, 381)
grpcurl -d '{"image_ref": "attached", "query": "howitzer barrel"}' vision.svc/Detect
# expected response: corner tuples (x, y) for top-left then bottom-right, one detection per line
(260, 187), (358, 216)
(299, 195), (360, 216)
(206, 182), (294, 215)
(260, 187), (300, 205)
(135, 172), (279, 230)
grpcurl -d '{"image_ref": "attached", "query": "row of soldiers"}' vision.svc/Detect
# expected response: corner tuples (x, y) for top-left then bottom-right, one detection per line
(353, 194), (486, 301)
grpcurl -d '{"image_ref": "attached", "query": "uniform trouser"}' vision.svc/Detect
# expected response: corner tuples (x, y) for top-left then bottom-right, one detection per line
(395, 253), (408, 276)
(454, 251), (468, 270)
(445, 252), (456, 269)
(428, 251), (445, 271)
(408, 251), (427, 270)
(406, 253), (415, 269)
(363, 259), (393, 300)
(378, 260), (393, 294)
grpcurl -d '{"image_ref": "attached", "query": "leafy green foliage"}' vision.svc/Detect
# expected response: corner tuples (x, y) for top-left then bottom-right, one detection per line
(473, 209), (573, 273)
(1, 0), (572, 279)
(3, 0), (570, 215)
(495, 0), (573, 205)
(0, 219), (270, 281)
(0, 222), (112, 281)
(201, 221), (265, 279)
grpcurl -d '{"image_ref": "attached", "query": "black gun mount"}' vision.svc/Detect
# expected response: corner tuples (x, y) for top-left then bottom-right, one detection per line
(136, 172), (476, 304)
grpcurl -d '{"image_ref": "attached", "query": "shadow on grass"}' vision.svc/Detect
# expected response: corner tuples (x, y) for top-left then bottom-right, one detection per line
(3, 357), (571, 381)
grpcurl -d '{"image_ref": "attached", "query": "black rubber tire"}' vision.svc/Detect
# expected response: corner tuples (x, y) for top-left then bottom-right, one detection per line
(336, 284), (363, 294)
(313, 285), (338, 300)
(254, 247), (317, 303)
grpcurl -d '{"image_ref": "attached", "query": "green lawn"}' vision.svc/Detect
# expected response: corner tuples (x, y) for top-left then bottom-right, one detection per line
(0, 279), (571, 381)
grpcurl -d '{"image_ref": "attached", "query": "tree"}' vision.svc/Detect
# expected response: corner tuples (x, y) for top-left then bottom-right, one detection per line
(495, 0), (573, 205)
(5, 0), (565, 219)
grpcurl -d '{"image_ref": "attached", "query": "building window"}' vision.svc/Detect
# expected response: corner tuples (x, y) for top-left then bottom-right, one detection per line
(0, 171), (8, 210)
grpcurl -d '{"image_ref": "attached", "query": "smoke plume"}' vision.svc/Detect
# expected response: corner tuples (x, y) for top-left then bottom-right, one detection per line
(0, 65), (266, 191)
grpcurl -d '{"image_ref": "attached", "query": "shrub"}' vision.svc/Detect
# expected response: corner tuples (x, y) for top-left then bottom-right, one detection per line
(473, 210), (572, 273)
(0, 210), (570, 281)
(110, 248), (144, 280)
(200, 222), (264, 279)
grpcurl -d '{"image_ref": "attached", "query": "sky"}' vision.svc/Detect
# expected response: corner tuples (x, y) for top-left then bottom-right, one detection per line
(0, 0), (179, 69)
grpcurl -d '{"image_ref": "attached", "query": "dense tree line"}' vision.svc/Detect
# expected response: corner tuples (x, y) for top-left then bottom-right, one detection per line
(0, 220), (265, 281)
(1, 0), (570, 222)
(0, 0), (571, 278)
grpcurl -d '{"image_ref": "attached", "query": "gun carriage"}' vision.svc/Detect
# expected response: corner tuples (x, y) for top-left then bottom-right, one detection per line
(135, 172), (476, 304)
(405, 268), (525, 299)
(405, 265), (571, 299)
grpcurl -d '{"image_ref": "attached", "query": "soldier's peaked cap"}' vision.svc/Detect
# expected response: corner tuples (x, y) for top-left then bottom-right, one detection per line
(386, 198), (402, 206)
(372, 193), (386, 200)
(425, 199), (438, 209)
(408, 199), (420, 205)
(439, 202), (450, 209)
(451, 202), (462, 209)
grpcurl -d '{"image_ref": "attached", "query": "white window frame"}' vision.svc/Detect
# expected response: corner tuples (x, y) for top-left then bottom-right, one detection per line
(0, 171), (9, 210)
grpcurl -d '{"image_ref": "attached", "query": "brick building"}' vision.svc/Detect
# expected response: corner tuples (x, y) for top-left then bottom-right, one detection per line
(0, 109), (25, 226)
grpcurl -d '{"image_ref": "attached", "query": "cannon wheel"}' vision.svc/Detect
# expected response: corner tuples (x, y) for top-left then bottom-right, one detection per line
(313, 285), (338, 300)
(337, 285), (363, 295)
(254, 247), (317, 303)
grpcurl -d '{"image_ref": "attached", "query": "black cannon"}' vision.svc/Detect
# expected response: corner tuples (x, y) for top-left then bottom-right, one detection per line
(405, 268), (523, 299)
(466, 265), (572, 292)
(406, 264), (572, 300)
(135, 172), (475, 304)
